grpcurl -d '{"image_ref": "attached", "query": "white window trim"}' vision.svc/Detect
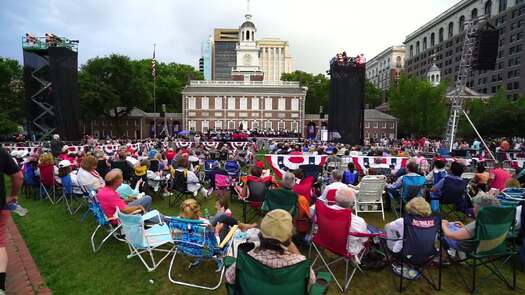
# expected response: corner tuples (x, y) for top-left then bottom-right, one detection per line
(188, 96), (196, 110)
(228, 97), (236, 110)
(291, 98), (299, 111)
(265, 97), (273, 110)
(278, 98), (286, 111)
(251, 97), (259, 110)
(240, 97), (247, 110)
(215, 96), (222, 110)
(227, 120), (235, 130)
(277, 121), (285, 130)
(264, 121), (273, 130)
(201, 97), (209, 110)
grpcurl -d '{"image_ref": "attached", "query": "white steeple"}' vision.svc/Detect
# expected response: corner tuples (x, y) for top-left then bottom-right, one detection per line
(427, 60), (441, 86)
(234, 0), (261, 76)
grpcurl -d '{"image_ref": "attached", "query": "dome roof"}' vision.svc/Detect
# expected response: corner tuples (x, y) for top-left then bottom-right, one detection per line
(427, 63), (440, 74)
(240, 20), (255, 29)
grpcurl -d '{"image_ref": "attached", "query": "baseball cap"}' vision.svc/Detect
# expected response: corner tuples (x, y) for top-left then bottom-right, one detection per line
(58, 160), (71, 168)
(260, 209), (293, 243)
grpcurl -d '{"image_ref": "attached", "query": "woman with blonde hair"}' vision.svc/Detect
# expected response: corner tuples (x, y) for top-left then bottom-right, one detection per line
(385, 197), (432, 253)
(77, 155), (104, 191)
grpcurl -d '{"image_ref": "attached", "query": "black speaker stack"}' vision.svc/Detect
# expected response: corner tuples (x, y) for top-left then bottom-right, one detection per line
(472, 23), (499, 71)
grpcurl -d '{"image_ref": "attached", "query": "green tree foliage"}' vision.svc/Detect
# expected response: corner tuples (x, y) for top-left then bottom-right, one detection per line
(281, 71), (329, 114)
(459, 88), (525, 138)
(79, 54), (202, 120)
(0, 58), (24, 134)
(364, 79), (383, 108)
(387, 76), (448, 137)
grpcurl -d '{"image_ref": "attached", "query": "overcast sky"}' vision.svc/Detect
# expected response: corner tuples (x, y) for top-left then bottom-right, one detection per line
(1, 0), (460, 73)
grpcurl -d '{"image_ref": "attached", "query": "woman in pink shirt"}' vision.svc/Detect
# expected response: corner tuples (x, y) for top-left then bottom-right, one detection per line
(489, 163), (512, 191)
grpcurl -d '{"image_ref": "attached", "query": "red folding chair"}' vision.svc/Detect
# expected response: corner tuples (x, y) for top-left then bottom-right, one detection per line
(293, 176), (314, 203)
(325, 189), (337, 204)
(310, 200), (384, 292)
(39, 164), (58, 204)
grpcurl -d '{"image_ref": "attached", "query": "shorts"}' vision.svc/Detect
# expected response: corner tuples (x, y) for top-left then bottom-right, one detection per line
(0, 210), (10, 247)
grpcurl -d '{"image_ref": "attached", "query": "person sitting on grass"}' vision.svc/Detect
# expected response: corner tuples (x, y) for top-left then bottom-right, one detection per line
(225, 209), (316, 289)
(385, 197), (432, 254)
(98, 169), (153, 221)
(441, 192), (500, 258)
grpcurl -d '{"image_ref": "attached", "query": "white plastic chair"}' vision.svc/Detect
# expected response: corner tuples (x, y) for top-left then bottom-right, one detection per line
(353, 176), (387, 220)
(117, 208), (174, 272)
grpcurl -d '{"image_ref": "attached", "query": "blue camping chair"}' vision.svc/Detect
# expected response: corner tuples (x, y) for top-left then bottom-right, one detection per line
(117, 208), (174, 272)
(497, 188), (525, 207)
(387, 214), (442, 292)
(439, 177), (468, 219)
(388, 175), (426, 217)
(224, 160), (241, 180)
(61, 174), (84, 215)
(342, 170), (358, 185)
(204, 160), (220, 182)
(166, 217), (238, 290)
(88, 192), (125, 252)
(22, 163), (39, 199)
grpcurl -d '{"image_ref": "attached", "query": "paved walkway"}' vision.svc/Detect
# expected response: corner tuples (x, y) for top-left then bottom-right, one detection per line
(6, 215), (51, 295)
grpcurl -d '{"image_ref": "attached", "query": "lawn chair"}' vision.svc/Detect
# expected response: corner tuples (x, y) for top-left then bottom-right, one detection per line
(310, 200), (384, 292)
(450, 206), (517, 293)
(61, 174), (83, 215)
(388, 175), (426, 217)
(38, 164), (58, 204)
(225, 160), (241, 181)
(293, 176), (315, 203)
(169, 169), (194, 207)
(354, 176), (387, 221)
(224, 250), (331, 295)
(240, 180), (267, 223)
(166, 217), (237, 290)
(262, 188), (298, 216)
(342, 170), (359, 186)
(387, 214), (442, 292)
(439, 177), (468, 220)
(204, 159), (220, 182)
(88, 192), (125, 252)
(22, 162), (39, 199)
(497, 188), (525, 208)
(117, 208), (174, 271)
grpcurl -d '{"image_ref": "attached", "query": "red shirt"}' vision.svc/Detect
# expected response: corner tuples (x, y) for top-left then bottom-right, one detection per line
(489, 168), (512, 190)
(97, 187), (127, 219)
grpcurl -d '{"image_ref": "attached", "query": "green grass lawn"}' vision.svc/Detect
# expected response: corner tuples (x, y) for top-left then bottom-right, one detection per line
(12, 191), (524, 295)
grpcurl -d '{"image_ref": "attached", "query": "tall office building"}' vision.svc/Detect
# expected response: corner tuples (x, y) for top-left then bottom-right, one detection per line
(212, 28), (239, 80)
(366, 45), (406, 90)
(200, 37), (213, 80)
(404, 0), (525, 99)
(257, 38), (293, 81)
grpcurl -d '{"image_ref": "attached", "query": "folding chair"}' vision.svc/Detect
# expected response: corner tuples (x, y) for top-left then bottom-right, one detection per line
(169, 170), (194, 207)
(310, 200), (383, 292)
(204, 159), (220, 182)
(117, 208), (174, 271)
(61, 174), (83, 215)
(497, 188), (525, 208)
(293, 176), (315, 203)
(38, 164), (58, 204)
(388, 175), (426, 217)
(88, 193), (125, 252)
(225, 160), (241, 181)
(342, 170), (359, 186)
(262, 188), (298, 216)
(224, 250), (330, 295)
(22, 163), (39, 199)
(450, 206), (517, 293)
(167, 217), (237, 290)
(439, 177), (468, 220)
(388, 214), (442, 292)
(240, 180), (267, 223)
(354, 176), (387, 221)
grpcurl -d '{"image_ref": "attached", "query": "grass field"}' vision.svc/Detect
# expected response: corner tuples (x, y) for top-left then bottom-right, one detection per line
(11, 190), (524, 295)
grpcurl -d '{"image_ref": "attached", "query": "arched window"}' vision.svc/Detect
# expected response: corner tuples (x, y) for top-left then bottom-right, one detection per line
(471, 8), (478, 19)
(416, 41), (420, 55)
(439, 27), (444, 42)
(499, 0), (507, 13)
(431, 74), (435, 83)
(423, 37), (427, 51)
(459, 15), (465, 32)
(448, 22), (454, 38)
(251, 31), (254, 41)
(410, 45), (413, 58)
(485, 1), (492, 16)
(430, 32), (435, 46)
(396, 56), (402, 68)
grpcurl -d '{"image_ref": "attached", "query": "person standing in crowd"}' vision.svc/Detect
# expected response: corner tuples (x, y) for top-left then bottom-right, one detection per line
(489, 162), (512, 191)
(50, 134), (63, 158)
(0, 148), (24, 294)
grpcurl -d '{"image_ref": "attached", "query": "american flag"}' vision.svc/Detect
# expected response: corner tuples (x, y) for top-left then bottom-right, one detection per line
(151, 44), (156, 80)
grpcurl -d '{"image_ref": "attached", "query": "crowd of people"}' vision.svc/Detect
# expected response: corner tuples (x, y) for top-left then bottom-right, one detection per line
(1, 132), (525, 293)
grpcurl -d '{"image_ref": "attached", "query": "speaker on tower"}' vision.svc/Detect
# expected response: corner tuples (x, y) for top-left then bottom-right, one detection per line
(472, 24), (499, 71)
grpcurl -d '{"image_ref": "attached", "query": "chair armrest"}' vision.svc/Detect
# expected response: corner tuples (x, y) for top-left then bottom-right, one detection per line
(141, 210), (162, 222)
(219, 225), (239, 248)
(350, 231), (385, 238)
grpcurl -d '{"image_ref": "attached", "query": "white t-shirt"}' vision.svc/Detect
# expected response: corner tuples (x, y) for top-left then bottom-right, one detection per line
(77, 168), (104, 192)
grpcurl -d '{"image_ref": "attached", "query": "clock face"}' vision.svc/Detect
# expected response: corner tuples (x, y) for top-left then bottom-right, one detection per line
(243, 54), (252, 66)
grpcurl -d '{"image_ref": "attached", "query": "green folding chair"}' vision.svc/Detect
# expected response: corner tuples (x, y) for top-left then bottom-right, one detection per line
(452, 206), (517, 293)
(261, 188), (298, 216)
(225, 250), (331, 295)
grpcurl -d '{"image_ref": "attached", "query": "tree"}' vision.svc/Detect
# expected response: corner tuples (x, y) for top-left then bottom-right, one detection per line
(79, 54), (152, 120)
(387, 76), (448, 137)
(281, 71), (329, 114)
(364, 80), (383, 108)
(0, 58), (24, 134)
(459, 88), (525, 138)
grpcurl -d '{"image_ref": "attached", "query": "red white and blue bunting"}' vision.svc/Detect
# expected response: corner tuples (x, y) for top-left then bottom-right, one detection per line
(265, 154), (328, 178)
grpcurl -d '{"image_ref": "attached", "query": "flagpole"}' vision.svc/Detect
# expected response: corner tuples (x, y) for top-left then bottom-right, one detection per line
(153, 43), (156, 114)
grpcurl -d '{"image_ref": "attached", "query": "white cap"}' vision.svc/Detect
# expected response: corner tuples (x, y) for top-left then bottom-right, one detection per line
(58, 160), (71, 168)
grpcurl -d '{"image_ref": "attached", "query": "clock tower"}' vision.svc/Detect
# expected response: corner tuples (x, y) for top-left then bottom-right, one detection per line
(232, 5), (263, 81)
